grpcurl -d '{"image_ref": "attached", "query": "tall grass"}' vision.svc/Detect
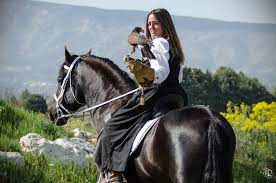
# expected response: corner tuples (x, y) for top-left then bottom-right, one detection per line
(0, 153), (99, 183)
(0, 100), (71, 152)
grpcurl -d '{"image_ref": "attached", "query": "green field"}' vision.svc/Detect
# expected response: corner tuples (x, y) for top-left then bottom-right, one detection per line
(0, 100), (275, 182)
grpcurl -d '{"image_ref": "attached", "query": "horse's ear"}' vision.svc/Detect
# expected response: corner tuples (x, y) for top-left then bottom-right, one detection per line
(85, 49), (92, 56)
(65, 46), (72, 63)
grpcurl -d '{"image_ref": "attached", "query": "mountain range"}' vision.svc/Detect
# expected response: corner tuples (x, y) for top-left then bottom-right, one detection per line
(0, 0), (276, 96)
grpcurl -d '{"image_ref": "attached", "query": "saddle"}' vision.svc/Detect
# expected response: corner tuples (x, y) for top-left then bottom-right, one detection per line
(130, 94), (185, 155)
(151, 94), (185, 119)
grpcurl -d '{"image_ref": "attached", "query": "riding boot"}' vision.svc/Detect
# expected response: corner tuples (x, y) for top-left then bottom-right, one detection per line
(108, 171), (124, 183)
(98, 170), (126, 183)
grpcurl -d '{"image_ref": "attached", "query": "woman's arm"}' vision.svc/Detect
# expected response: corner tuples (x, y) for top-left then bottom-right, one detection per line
(149, 38), (170, 84)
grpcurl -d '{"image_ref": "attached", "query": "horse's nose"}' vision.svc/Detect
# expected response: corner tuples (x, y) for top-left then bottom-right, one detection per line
(55, 117), (68, 126)
(48, 110), (68, 125)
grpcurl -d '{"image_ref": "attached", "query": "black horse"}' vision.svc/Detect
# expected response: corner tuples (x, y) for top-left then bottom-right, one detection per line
(48, 48), (236, 183)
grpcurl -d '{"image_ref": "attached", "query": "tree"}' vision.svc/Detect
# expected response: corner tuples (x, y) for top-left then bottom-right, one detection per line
(213, 67), (241, 105)
(9, 95), (18, 106)
(271, 87), (276, 98)
(0, 88), (18, 105)
(238, 72), (274, 105)
(20, 89), (31, 102)
(22, 94), (47, 113)
(180, 66), (274, 112)
(181, 67), (223, 110)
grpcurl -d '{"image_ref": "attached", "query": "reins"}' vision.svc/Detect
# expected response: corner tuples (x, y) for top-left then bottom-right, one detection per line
(59, 86), (141, 118)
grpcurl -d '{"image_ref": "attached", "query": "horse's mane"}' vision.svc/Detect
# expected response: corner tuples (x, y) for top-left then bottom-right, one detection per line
(82, 55), (136, 91)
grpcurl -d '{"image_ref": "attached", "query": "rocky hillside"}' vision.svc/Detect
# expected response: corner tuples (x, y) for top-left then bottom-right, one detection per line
(0, 0), (275, 95)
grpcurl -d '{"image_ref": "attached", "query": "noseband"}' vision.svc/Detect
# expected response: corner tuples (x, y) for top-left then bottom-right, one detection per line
(54, 56), (85, 122)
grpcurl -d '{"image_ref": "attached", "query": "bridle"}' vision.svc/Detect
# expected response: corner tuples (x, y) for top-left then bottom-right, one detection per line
(54, 56), (85, 122)
(53, 56), (142, 122)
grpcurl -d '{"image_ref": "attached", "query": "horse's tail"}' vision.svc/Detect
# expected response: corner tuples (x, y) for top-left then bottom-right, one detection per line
(202, 110), (233, 183)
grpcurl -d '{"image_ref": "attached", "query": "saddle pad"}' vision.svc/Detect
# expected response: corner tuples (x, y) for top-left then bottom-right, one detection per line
(130, 116), (161, 155)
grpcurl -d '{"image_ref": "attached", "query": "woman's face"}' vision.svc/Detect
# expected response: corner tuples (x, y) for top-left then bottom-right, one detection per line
(147, 14), (163, 39)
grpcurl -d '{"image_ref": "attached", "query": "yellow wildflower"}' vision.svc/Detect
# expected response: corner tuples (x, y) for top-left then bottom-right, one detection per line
(240, 118), (260, 131)
(262, 121), (276, 133)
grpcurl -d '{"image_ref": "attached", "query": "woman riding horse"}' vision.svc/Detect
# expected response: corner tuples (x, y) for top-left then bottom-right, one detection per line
(48, 8), (236, 183)
(94, 8), (188, 182)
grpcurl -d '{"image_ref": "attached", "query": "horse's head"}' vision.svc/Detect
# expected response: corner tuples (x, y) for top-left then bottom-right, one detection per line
(48, 47), (91, 125)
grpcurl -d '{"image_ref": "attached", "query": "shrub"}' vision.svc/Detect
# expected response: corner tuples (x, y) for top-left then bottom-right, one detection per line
(21, 94), (47, 114)
(221, 101), (276, 182)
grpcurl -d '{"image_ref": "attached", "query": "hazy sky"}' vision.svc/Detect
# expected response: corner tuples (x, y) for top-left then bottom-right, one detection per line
(32, 0), (276, 24)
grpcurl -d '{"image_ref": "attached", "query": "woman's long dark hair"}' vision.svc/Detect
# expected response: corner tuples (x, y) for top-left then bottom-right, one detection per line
(146, 8), (185, 64)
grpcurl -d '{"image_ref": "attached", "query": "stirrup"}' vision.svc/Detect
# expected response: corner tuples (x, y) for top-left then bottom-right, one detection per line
(97, 171), (110, 183)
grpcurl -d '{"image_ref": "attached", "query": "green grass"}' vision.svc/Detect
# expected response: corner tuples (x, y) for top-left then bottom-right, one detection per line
(233, 158), (275, 183)
(0, 100), (71, 152)
(64, 116), (98, 139)
(0, 153), (99, 183)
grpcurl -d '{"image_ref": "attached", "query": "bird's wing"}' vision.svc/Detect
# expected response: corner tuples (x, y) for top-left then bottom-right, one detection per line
(128, 33), (149, 46)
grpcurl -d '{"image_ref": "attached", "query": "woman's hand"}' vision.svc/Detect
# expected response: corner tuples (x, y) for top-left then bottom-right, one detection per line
(123, 56), (155, 85)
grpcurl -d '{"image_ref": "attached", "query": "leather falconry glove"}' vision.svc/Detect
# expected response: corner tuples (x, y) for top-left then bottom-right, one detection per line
(124, 56), (155, 85)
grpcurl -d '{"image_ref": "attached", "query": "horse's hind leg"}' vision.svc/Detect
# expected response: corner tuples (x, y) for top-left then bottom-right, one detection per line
(155, 118), (207, 183)
(165, 120), (208, 183)
(170, 152), (207, 183)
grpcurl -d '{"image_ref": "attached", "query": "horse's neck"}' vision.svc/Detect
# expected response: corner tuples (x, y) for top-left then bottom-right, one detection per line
(78, 61), (134, 132)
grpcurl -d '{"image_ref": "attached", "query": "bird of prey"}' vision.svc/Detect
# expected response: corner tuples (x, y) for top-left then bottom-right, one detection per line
(127, 27), (155, 61)
(128, 27), (149, 55)
(128, 27), (149, 45)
